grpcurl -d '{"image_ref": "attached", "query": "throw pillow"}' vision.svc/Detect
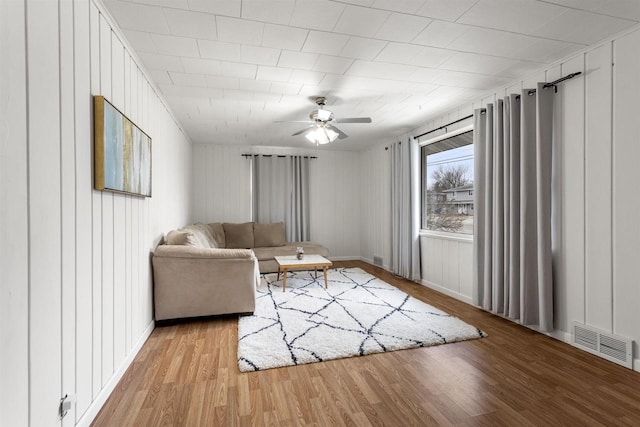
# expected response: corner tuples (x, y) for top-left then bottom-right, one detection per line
(165, 230), (197, 246)
(223, 222), (255, 248)
(208, 223), (226, 248)
(254, 222), (286, 247)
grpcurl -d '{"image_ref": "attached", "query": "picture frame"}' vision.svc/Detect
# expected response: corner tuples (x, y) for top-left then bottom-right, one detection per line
(94, 95), (152, 197)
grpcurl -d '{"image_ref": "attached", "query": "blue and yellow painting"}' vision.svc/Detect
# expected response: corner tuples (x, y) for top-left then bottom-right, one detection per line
(96, 96), (151, 197)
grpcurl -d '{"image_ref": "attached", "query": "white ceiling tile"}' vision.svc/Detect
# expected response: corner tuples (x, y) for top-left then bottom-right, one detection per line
(289, 0), (345, 32)
(241, 45), (281, 66)
(533, 9), (635, 44)
(447, 27), (532, 58)
(333, 5), (390, 37)
(457, 0), (563, 34)
(371, 0), (426, 14)
(241, 0), (295, 25)
(438, 52), (518, 75)
(198, 40), (241, 62)
(375, 13), (432, 42)
(125, 0), (189, 8)
(150, 34), (200, 56)
(346, 60), (417, 79)
(496, 60), (545, 78)
(302, 31), (350, 55)
(181, 57), (221, 74)
(340, 36), (387, 60)
(544, 0), (640, 21)
(147, 69), (173, 84)
(106, 1), (170, 33)
(121, 29), (157, 52)
(407, 67), (447, 83)
(270, 82), (302, 95)
(158, 84), (222, 99)
(188, 0), (241, 17)
(162, 8), (217, 40)
(238, 78), (272, 92)
(375, 42), (423, 64)
(220, 61), (257, 78)
(217, 16), (264, 45)
(518, 37), (582, 63)
(312, 55), (354, 74)
(416, 0), (477, 21)
(411, 46), (456, 69)
(404, 83), (439, 96)
(278, 51), (319, 70)
(206, 75), (240, 89)
(289, 69), (325, 85)
(412, 21), (469, 47)
(433, 70), (511, 89)
(262, 24), (308, 51)
(138, 52), (184, 72)
(256, 65), (293, 82)
(169, 72), (208, 86)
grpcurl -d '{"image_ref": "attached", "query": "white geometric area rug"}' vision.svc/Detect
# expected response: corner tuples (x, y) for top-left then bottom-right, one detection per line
(238, 267), (486, 372)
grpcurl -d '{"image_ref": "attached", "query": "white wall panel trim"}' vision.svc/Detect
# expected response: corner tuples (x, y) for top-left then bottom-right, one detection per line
(75, 321), (154, 427)
(91, 0), (191, 142)
(420, 280), (473, 306)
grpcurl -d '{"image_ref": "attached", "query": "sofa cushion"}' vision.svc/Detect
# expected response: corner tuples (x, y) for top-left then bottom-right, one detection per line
(190, 223), (218, 248)
(166, 230), (197, 246)
(208, 223), (226, 248)
(254, 222), (286, 247)
(223, 222), (254, 248)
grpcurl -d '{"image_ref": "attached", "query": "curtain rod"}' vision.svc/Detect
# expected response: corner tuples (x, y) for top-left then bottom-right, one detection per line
(242, 154), (317, 159)
(519, 71), (583, 98)
(413, 71), (582, 141)
(413, 114), (473, 140)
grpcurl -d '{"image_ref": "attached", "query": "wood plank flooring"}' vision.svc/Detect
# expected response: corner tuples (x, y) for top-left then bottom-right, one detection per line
(92, 261), (640, 426)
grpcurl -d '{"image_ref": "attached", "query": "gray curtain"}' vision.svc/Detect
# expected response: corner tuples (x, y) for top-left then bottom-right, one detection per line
(252, 155), (310, 242)
(473, 83), (554, 332)
(390, 137), (421, 281)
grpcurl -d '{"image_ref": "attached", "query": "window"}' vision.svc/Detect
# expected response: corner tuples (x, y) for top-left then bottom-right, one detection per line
(420, 125), (474, 235)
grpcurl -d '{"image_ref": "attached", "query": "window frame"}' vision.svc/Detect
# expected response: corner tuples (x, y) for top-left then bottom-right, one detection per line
(419, 124), (474, 237)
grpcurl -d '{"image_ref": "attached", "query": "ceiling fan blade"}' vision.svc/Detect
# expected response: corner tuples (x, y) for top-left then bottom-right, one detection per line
(274, 120), (313, 123)
(291, 126), (314, 136)
(334, 117), (372, 124)
(329, 125), (348, 140)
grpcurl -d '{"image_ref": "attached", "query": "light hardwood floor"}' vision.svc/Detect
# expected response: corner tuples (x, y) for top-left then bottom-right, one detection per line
(92, 261), (640, 426)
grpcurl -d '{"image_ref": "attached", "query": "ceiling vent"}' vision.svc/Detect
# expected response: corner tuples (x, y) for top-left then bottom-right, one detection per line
(572, 322), (633, 369)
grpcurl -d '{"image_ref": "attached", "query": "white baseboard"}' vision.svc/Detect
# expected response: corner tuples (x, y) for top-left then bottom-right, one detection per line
(76, 321), (155, 427)
(420, 279), (473, 305)
(329, 255), (362, 261)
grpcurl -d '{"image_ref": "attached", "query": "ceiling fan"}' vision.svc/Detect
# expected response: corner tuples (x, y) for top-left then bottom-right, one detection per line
(279, 97), (372, 145)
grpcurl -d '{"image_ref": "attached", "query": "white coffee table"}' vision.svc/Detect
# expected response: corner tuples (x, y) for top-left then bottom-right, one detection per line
(274, 255), (333, 292)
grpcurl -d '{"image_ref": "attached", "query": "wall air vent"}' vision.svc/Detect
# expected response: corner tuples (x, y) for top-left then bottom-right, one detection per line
(572, 322), (633, 369)
(373, 255), (383, 267)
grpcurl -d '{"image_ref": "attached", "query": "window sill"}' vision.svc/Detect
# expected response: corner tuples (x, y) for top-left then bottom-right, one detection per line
(419, 230), (473, 243)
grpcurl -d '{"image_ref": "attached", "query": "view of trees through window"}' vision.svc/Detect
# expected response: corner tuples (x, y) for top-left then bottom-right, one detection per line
(421, 130), (474, 235)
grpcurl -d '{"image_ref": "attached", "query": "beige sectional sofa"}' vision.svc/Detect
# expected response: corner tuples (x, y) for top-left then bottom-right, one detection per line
(152, 222), (329, 321)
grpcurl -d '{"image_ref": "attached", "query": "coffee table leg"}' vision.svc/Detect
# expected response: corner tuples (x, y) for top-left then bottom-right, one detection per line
(314, 267), (317, 278)
(323, 266), (328, 289)
(282, 268), (287, 292)
(277, 266), (280, 281)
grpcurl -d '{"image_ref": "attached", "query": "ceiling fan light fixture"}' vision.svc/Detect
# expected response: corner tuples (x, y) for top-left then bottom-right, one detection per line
(305, 126), (338, 145)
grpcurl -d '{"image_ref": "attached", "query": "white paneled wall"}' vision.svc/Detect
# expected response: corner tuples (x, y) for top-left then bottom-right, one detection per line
(359, 145), (391, 268)
(420, 235), (474, 305)
(393, 26), (640, 368)
(192, 144), (361, 259)
(0, 1), (192, 426)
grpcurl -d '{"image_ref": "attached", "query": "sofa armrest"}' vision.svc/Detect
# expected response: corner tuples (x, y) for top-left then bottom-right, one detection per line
(152, 245), (258, 321)
(154, 245), (254, 259)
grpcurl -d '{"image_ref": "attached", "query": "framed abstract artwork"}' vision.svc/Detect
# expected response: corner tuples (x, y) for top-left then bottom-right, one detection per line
(94, 95), (152, 197)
